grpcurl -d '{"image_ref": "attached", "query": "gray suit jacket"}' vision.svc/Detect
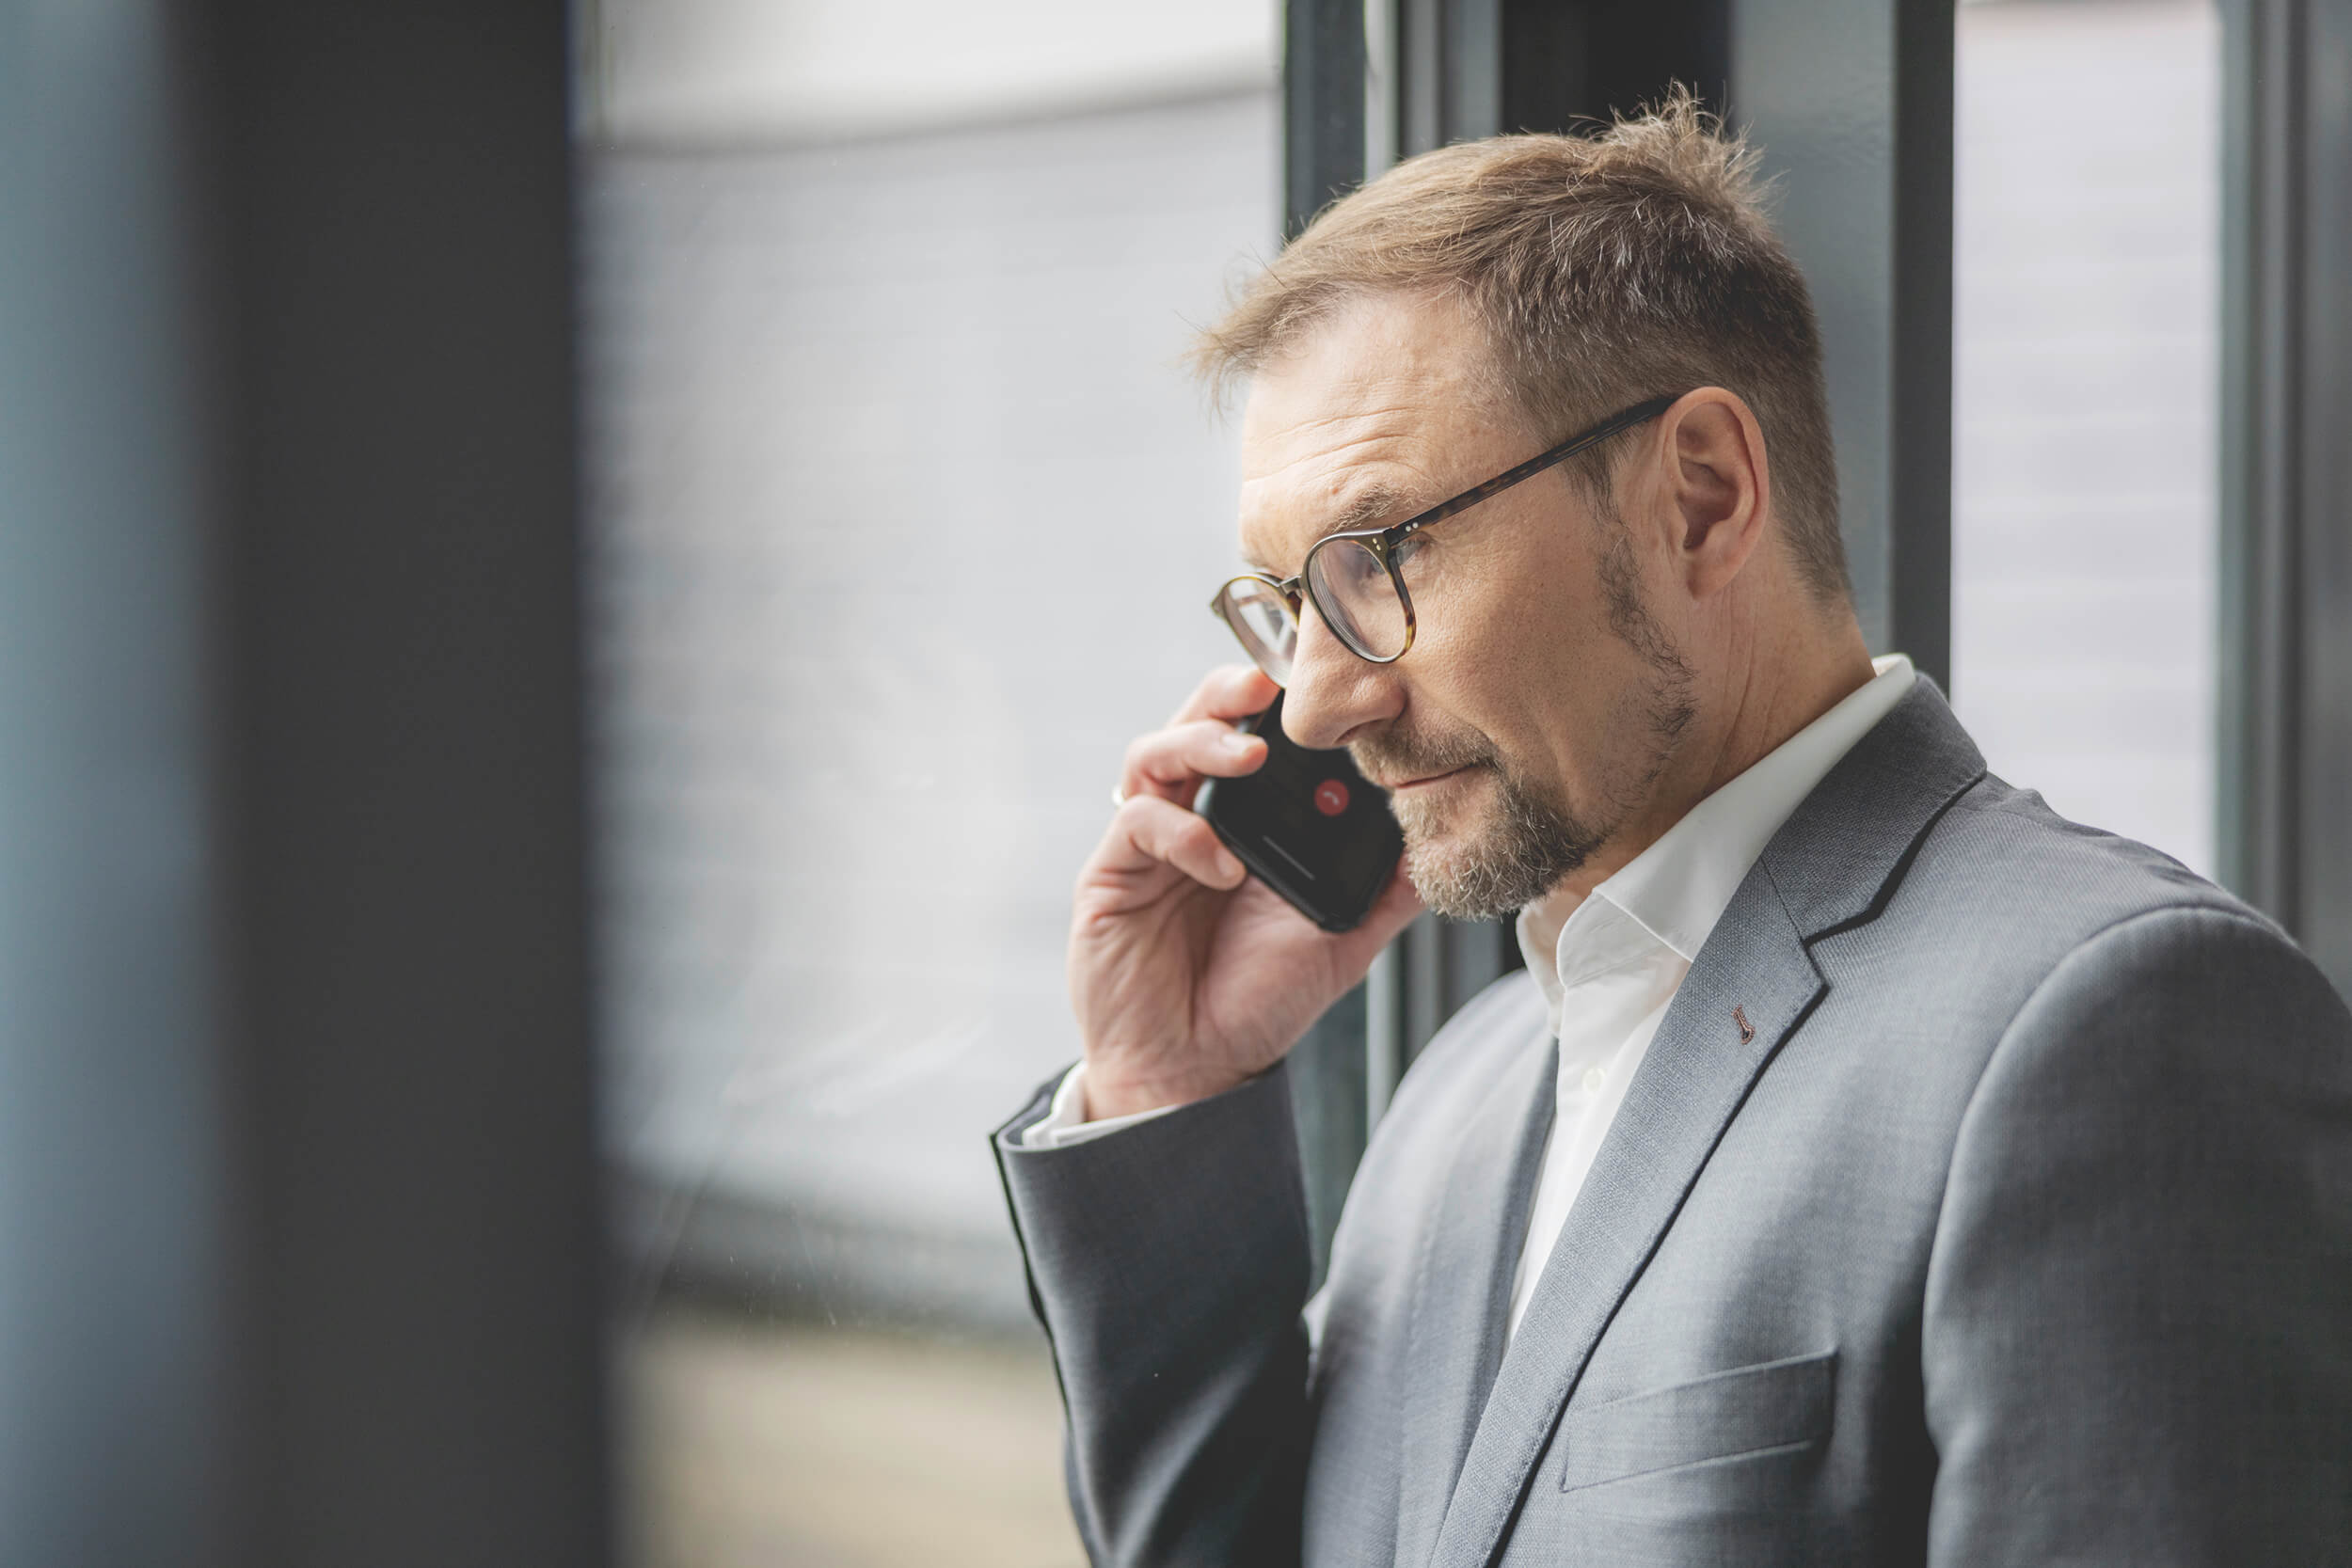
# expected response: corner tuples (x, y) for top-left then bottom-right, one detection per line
(993, 681), (2352, 1566)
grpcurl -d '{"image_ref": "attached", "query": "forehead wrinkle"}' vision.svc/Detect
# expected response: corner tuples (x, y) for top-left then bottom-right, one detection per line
(1247, 420), (1422, 482)
(1286, 402), (1429, 437)
(1237, 386), (1453, 571)
(1240, 472), (1423, 575)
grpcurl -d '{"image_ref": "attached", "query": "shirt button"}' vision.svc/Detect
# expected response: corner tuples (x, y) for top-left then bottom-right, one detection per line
(1581, 1066), (1607, 1094)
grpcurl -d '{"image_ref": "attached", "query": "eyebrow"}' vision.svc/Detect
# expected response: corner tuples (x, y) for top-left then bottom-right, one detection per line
(1330, 480), (1411, 533)
(1243, 479), (1416, 575)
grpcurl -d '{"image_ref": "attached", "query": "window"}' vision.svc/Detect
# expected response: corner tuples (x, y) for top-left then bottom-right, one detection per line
(576, 4), (1281, 1560)
(1951, 0), (2221, 872)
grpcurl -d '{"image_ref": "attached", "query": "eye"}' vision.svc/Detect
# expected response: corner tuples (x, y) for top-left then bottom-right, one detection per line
(1391, 532), (1432, 581)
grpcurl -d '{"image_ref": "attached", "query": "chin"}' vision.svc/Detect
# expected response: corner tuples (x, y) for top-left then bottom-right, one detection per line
(1401, 842), (1518, 923)
(1396, 815), (1517, 922)
(1392, 765), (1601, 921)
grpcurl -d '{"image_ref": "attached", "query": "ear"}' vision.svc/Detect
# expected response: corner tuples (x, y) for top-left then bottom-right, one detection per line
(1658, 388), (1772, 599)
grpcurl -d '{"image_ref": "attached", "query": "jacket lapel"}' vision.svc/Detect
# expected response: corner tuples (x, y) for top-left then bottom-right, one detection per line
(1393, 1024), (1558, 1568)
(1426, 679), (1987, 1568)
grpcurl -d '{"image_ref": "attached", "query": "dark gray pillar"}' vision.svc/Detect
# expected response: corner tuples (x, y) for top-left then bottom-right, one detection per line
(214, 2), (610, 1561)
(1284, 0), (1375, 1278)
(0, 1), (610, 1561)
(1394, 0), (1731, 155)
(2219, 0), (2352, 998)
(1730, 0), (1954, 687)
(1288, 0), (1371, 237)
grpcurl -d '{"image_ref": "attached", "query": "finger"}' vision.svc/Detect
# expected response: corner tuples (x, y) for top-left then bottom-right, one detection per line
(1095, 794), (1247, 892)
(1120, 719), (1267, 802)
(1168, 663), (1280, 728)
(1327, 858), (1424, 967)
(1366, 856), (1425, 934)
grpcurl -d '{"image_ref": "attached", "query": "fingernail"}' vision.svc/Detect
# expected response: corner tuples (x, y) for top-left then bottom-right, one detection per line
(1224, 733), (1258, 755)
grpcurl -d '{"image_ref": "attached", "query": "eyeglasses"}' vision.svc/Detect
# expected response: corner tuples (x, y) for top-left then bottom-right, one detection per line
(1209, 392), (1683, 685)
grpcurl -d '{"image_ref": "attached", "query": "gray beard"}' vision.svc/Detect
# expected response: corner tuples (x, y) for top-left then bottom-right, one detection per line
(1381, 522), (1696, 923)
(1395, 759), (1614, 921)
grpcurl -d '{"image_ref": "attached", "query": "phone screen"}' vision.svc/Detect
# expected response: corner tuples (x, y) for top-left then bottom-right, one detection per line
(1194, 692), (1405, 932)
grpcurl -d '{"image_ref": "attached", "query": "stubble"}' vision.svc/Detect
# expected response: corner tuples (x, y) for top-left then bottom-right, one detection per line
(1359, 522), (1695, 921)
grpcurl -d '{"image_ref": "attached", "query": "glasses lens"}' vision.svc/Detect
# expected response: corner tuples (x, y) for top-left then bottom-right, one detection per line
(1305, 537), (1408, 660)
(1216, 577), (1296, 685)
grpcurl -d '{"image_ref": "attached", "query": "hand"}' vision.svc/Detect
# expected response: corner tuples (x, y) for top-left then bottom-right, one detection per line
(1069, 665), (1422, 1120)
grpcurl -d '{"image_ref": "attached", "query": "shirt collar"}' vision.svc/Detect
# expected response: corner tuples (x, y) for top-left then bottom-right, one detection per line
(1516, 655), (1917, 1024)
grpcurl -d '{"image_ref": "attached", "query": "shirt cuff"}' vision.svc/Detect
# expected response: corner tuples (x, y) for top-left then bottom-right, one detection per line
(1018, 1061), (1186, 1148)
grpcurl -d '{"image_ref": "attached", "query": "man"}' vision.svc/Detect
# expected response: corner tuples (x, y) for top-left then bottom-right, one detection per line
(992, 94), (2352, 1566)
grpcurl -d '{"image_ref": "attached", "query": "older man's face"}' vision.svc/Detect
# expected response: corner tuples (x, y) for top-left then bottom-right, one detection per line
(1234, 291), (1694, 919)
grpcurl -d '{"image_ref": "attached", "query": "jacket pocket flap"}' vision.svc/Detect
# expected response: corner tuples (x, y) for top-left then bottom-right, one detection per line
(1558, 1348), (1836, 1493)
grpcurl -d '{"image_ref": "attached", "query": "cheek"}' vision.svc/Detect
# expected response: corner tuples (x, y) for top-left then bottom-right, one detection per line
(1412, 535), (1562, 668)
(1417, 542), (1615, 738)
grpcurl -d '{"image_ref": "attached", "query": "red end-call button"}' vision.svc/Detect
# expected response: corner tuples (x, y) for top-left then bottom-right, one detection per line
(1314, 779), (1350, 816)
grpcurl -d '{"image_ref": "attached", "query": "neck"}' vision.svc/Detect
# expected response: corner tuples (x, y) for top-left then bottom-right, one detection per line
(1534, 605), (1877, 925)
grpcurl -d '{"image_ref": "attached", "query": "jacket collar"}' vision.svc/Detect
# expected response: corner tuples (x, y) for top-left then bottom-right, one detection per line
(1517, 655), (1919, 1033)
(1761, 673), (1989, 940)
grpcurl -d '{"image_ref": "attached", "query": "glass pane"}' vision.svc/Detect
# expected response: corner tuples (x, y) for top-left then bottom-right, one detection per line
(577, 6), (1279, 1561)
(1308, 536), (1409, 659)
(1222, 578), (1298, 683)
(1951, 0), (2221, 873)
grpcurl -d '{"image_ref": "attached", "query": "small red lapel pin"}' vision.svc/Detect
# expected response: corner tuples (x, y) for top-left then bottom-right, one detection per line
(1733, 1005), (1756, 1044)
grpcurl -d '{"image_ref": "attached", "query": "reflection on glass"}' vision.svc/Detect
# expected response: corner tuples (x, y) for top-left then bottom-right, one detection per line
(577, 3), (1281, 1561)
(580, 6), (1289, 1560)
(1951, 0), (2220, 871)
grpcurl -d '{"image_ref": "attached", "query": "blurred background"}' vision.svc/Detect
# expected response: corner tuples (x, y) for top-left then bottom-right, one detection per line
(3, 0), (2344, 1564)
(575, 6), (1278, 1562)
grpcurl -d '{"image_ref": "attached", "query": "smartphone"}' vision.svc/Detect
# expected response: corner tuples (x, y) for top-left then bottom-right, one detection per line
(1194, 692), (1406, 933)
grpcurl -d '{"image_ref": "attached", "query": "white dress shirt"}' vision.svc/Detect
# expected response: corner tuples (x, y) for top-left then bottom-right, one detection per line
(1028, 656), (1916, 1345)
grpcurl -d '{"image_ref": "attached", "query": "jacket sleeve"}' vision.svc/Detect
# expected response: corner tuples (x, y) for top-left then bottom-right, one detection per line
(1923, 905), (2352, 1564)
(992, 1062), (1311, 1568)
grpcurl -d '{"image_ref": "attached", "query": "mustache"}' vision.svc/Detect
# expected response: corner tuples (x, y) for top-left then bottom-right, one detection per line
(1347, 725), (1498, 785)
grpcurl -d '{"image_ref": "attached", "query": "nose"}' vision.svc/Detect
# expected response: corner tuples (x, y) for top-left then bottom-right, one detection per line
(1279, 597), (1402, 751)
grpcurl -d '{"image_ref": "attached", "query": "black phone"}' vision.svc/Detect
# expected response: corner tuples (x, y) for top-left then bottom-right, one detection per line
(1194, 692), (1406, 933)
